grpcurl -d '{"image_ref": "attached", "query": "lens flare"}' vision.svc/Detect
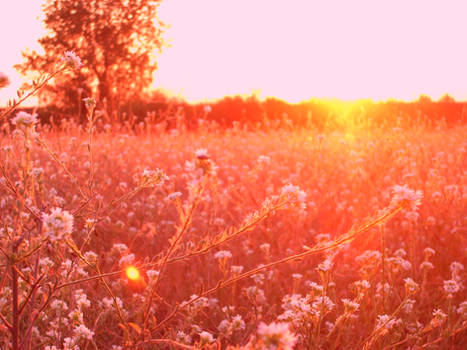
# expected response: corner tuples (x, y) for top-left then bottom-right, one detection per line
(126, 266), (140, 281)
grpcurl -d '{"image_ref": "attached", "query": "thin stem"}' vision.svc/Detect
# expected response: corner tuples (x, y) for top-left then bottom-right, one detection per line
(0, 67), (66, 122)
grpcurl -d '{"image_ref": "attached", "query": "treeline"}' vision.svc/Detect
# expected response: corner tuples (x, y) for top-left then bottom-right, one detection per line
(6, 94), (467, 131)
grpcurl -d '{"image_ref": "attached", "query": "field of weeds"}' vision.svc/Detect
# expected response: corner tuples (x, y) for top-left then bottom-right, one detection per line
(0, 113), (466, 349)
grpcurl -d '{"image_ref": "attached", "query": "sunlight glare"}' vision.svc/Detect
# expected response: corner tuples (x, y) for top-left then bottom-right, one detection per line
(126, 266), (141, 281)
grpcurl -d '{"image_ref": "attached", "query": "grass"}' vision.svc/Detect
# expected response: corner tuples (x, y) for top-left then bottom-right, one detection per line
(0, 56), (466, 349)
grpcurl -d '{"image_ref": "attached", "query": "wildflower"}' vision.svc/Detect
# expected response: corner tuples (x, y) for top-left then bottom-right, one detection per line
(146, 269), (160, 280)
(12, 111), (38, 130)
(69, 309), (84, 323)
(312, 296), (335, 314)
(195, 148), (209, 160)
(119, 253), (135, 267)
(342, 298), (360, 313)
(443, 279), (460, 294)
(176, 331), (192, 344)
(450, 261), (464, 274)
(457, 301), (467, 316)
(83, 97), (96, 112)
(430, 309), (447, 327)
(214, 250), (232, 259)
(420, 261), (434, 271)
(167, 191), (182, 201)
(424, 247), (435, 257)
(257, 322), (298, 350)
(317, 258), (333, 272)
(281, 184), (306, 203)
(231, 315), (246, 331)
(376, 314), (397, 330)
(231, 265), (244, 274)
(141, 168), (169, 186)
(393, 248), (407, 258)
(245, 286), (266, 304)
(198, 331), (214, 345)
(31, 167), (44, 179)
(404, 278), (419, 295)
(203, 105), (212, 113)
(74, 289), (90, 309)
(62, 50), (83, 69)
(83, 251), (98, 264)
(73, 324), (94, 340)
(258, 155), (271, 166)
(50, 299), (68, 312)
(42, 208), (74, 242)
(390, 185), (423, 211)
(260, 243), (271, 255)
(85, 219), (95, 231)
(402, 299), (416, 314)
(292, 273), (302, 280)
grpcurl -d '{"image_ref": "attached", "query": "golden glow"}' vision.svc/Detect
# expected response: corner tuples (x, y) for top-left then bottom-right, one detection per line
(154, 0), (467, 103)
(2, 1), (467, 105)
(125, 266), (140, 281)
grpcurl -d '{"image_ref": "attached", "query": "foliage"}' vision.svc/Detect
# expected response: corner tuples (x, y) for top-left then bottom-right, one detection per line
(15, 0), (164, 115)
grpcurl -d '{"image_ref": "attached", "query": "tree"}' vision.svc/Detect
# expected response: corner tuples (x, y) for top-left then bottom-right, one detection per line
(16, 0), (165, 117)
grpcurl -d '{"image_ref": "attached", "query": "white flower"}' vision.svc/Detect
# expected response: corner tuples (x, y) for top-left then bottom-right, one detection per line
(119, 253), (135, 267)
(195, 148), (209, 159)
(50, 299), (68, 312)
(317, 258), (333, 272)
(146, 269), (160, 280)
(83, 251), (98, 264)
(457, 301), (467, 316)
(420, 261), (434, 270)
(431, 309), (447, 327)
(176, 331), (192, 344)
(443, 279), (460, 294)
(31, 167), (44, 179)
(42, 208), (74, 241)
(342, 298), (359, 313)
(257, 155), (271, 165)
(281, 184), (307, 203)
(73, 324), (94, 340)
(167, 191), (182, 201)
(214, 250), (232, 259)
(199, 331), (214, 345)
(83, 97), (96, 111)
(12, 111), (38, 129)
(231, 265), (244, 274)
(74, 289), (90, 309)
(404, 278), (419, 294)
(62, 50), (83, 69)
(292, 273), (302, 280)
(376, 314), (397, 330)
(141, 168), (168, 185)
(257, 322), (297, 350)
(390, 185), (423, 211)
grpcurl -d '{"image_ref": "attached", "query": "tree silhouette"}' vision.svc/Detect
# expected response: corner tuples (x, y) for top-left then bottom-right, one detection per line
(15, 0), (164, 117)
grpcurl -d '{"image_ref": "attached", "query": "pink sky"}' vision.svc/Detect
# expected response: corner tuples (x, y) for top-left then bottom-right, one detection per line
(1, 0), (467, 106)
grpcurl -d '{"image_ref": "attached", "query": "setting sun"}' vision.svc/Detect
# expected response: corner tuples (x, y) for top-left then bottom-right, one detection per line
(0, 1), (466, 347)
(125, 266), (141, 281)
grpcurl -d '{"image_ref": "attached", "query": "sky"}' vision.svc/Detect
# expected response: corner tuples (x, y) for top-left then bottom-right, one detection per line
(1, 0), (467, 106)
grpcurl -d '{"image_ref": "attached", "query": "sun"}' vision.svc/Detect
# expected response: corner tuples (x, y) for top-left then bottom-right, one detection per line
(125, 266), (140, 281)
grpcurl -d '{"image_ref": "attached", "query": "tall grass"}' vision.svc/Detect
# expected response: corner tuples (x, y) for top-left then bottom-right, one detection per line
(0, 54), (466, 349)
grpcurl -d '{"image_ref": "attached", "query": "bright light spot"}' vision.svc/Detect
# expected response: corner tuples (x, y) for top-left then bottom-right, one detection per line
(126, 266), (140, 281)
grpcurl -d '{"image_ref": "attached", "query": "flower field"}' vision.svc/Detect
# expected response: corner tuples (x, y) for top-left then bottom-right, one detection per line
(1, 112), (466, 349)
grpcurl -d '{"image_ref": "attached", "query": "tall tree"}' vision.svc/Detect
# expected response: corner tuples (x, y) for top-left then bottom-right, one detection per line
(16, 0), (164, 117)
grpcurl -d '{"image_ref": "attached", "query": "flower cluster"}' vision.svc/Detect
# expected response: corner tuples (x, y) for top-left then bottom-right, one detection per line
(42, 208), (74, 241)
